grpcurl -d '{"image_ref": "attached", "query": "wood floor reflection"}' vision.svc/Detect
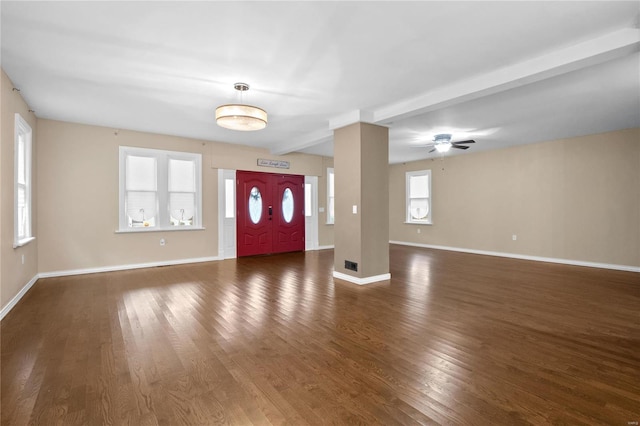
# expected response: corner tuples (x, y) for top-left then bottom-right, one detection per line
(2, 245), (639, 425)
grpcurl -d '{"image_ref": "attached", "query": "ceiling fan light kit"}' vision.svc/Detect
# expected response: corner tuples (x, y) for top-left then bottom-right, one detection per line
(435, 142), (452, 153)
(216, 83), (268, 131)
(427, 133), (476, 154)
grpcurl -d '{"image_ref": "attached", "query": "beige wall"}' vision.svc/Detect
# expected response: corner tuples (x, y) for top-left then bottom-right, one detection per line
(209, 137), (334, 248)
(211, 142), (323, 177)
(37, 120), (217, 273)
(334, 123), (389, 278)
(389, 128), (640, 268)
(36, 119), (332, 273)
(1, 70), (39, 308)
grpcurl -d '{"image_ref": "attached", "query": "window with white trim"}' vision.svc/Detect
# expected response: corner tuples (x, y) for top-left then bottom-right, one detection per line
(406, 170), (432, 224)
(14, 114), (34, 247)
(327, 168), (335, 224)
(119, 146), (202, 231)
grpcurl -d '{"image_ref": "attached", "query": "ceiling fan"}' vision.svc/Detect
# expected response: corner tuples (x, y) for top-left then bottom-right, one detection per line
(425, 133), (476, 153)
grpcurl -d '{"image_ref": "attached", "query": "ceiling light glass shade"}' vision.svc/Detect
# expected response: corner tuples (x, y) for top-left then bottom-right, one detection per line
(435, 142), (452, 153)
(215, 104), (267, 131)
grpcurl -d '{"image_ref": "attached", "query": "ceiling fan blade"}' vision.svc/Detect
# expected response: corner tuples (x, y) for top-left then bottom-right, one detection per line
(428, 148), (436, 153)
(452, 145), (469, 150)
(452, 139), (475, 145)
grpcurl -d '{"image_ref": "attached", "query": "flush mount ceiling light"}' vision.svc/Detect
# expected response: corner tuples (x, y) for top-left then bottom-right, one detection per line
(215, 83), (267, 131)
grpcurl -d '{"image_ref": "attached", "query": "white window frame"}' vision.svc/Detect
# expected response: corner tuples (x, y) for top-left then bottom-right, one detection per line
(327, 167), (335, 224)
(118, 146), (203, 232)
(14, 113), (35, 248)
(406, 169), (432, 225)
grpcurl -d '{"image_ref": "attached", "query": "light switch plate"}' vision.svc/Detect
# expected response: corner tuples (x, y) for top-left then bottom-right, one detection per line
(352, 205), (358, 214)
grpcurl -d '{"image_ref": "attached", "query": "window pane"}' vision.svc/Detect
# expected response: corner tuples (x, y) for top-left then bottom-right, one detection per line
(169, 159), (195, 192)
(328, 197), (335, 224)
(225, 179), (235, 218)
(126, 191), (157, 227)
(304, 183), (312, 217)
(17, 137), (26, 184)
(409, 198), (429, 221)
(169, 192), (195, 225)
(410, 175), (429, 198)
(282, 187), (294, 223)
(17, 186), (27, 238)
(328, 171), (335, 197)
(126, 156), (157, 191)
(248, 186), (262, 224)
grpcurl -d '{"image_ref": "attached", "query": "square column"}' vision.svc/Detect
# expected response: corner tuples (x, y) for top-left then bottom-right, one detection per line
(333, 122), (390, 285)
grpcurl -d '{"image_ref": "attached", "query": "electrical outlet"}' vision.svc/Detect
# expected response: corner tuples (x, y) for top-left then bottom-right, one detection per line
(21, 254), (25, 265)
(160, 238), (166, 246)
(417, 228), (421, 234)
(512, 234), (517, 241)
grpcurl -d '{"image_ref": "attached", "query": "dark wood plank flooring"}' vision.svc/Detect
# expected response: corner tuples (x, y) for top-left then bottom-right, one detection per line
(2, 245), (639, 425)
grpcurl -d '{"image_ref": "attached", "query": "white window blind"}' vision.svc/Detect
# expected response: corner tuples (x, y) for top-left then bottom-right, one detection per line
(119, 147), (202, 232)
(168, 158), (196, 225)
(406, 170), (432, 224)
(125, 155), (157, 227)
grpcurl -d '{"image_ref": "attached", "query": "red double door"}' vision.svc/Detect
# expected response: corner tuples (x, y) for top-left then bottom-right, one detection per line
(236, 171), (305, 257)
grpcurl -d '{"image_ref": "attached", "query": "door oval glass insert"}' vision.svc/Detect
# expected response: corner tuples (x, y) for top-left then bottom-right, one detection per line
(282, 187), (294, 223)
(248, 186), (262, 224)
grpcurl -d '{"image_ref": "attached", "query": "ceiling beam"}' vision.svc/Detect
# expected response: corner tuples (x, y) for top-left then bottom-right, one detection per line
(272, 27), (640, 156)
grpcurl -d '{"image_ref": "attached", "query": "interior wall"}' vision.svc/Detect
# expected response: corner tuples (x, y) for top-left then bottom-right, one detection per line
(1, 70), (39, 309)
(36, 119), (332, 273)
(209, 139), (333, 248)
(334, 124), (362, 276)
(333, 123), (389, 279)
(389, 128), (640, 268)
(37, 119), (218, 273)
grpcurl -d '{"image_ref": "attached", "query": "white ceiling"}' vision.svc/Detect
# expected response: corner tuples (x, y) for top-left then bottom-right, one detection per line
(2, 1), (639, 164)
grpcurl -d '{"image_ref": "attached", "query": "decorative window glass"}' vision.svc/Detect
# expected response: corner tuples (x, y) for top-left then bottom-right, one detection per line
(406, 170), (432, 224)
(248, 186), (262, 224)
(282, 187), (294, 223)
(119, 147), (202, 231)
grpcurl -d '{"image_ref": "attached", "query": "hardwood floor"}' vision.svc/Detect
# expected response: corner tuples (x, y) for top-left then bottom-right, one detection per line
(2, 245), (639, 425)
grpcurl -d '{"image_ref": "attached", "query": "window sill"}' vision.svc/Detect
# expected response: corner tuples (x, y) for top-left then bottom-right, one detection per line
(13, 236), (36, 248)
(325, 222), (334, 226)
(115, 226), (206, 234)
(404, 221), (432, 226)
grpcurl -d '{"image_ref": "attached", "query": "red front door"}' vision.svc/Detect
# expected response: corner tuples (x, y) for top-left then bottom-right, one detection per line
(237, 171), (305, 257)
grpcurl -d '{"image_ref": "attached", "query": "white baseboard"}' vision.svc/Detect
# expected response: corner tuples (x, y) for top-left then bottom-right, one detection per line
(1, 257), (221, 321)
(38, 256), (221, 279)
(389, 241), (640, 273)
(0, 274), (39, 321)
(317, 245), (335, 250)
(333, 270), (391, 285)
